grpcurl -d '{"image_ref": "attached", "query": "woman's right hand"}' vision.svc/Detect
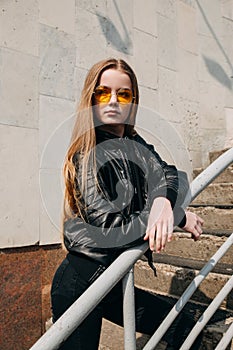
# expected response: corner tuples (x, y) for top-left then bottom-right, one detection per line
(144, 197), (174, 253)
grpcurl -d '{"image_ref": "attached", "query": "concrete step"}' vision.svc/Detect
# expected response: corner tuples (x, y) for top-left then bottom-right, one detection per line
(193, 165), (233, 183)
(99, 319), (164, 350)
(187, 206), (233, 232)
(191, 183), (233, 206)
(99, 298), (233, 350)
(209, 148), (232, 163)
(156, 232), (233, 266)
(144, 232), (233, 310)
(162, 232), (233, 268)
(135, 260), (233, 310)
(202, 317), (233, 350)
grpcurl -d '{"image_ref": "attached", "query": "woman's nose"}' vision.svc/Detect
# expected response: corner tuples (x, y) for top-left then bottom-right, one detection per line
(109, 91), (118, 104)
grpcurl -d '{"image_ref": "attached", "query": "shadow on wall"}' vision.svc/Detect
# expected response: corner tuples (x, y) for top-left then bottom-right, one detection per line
(95, 0), (132, 55)
(196, 0), (233, 90)
(203, 55), (233, 91)
(95, 0), (233, 90)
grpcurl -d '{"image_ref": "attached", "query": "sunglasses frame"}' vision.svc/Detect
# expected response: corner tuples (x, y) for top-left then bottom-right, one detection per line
(93, 85), (134, 104)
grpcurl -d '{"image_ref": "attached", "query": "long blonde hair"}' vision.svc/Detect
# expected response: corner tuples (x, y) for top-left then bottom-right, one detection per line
(63, 58), (139, 220)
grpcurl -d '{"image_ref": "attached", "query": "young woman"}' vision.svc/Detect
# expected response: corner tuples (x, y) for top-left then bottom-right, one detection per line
(51, 58), (204, 349)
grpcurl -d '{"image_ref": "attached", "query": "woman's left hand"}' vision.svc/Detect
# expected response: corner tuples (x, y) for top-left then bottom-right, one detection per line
(182, 211), (204, 241)
(144, 197), (174, 252)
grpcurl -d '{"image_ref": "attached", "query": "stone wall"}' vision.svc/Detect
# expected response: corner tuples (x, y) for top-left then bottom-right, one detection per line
(0, 244), (66, 349)
(0, 0), (233, 248)
(0, 1), (233, 348)
(1, 0), (233, 249)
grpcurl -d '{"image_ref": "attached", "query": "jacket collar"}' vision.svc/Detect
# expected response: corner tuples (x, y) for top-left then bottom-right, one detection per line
(95, 127), (125, 143)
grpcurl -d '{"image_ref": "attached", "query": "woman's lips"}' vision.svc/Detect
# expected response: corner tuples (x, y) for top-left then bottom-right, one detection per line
(104, 109), (120, 115)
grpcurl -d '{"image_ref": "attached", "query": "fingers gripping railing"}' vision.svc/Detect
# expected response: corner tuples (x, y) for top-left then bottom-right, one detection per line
(30, 148), (233, 350)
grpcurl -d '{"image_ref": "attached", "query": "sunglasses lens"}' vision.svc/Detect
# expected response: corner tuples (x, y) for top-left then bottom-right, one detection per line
(117, 89), (133, 104)
(94, 87), (111, 103)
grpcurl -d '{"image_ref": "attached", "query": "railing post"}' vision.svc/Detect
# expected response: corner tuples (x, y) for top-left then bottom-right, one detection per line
(215, 321), (233, 350)
(143, 232), (233, 350)
(122, 267), (136, 350)
(179, 275), (233, 350)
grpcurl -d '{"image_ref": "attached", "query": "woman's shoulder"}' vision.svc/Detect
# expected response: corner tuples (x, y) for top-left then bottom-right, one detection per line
(132, 133), (155, 152)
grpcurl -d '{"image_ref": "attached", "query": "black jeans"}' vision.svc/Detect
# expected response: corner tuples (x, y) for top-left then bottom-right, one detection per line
(51, 254), (202, 350)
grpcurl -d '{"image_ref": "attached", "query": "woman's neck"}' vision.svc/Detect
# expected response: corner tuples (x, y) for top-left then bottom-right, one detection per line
(97, 124), (125, 137)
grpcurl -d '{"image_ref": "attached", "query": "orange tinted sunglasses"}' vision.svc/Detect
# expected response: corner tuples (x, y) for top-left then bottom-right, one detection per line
(93, 86), (134, 104)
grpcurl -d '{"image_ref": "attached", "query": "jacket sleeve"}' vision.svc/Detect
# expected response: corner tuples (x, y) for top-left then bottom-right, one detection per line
(134, 134), (189, 226)
(173, 170), (191, 228)
(134, 134), (178, 208)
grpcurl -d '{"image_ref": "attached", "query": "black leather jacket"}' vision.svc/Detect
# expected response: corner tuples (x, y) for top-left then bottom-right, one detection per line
(64, 128), (188, 266)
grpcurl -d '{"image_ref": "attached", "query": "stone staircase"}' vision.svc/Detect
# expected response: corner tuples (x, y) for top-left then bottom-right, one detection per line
(99, 149), (233, 349)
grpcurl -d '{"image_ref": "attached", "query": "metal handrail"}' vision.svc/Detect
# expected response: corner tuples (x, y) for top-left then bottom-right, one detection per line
(182, 147), (233, 207)
(30, 147), (233, 350)
(143, 232), (233, 350)
(30, 243), (148, 350)
(179, 274), (233, 350)
(215, 321), (233, 350)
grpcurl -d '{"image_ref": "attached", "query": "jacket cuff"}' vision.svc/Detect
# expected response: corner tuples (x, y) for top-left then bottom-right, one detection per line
(173, 207), (187, 228)
(166, 188), (178, 209)
(150, 188), (178, 209)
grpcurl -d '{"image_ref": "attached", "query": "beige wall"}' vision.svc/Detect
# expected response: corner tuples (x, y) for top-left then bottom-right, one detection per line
(0, 0), (232, 248)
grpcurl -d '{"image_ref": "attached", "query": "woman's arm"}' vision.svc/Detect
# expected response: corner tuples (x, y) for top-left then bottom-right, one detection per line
(134, 134), (179, 208)
(135, 135), (199, 252)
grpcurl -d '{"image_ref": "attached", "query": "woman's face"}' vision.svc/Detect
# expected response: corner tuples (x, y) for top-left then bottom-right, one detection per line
(93, 69), (133, 136)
